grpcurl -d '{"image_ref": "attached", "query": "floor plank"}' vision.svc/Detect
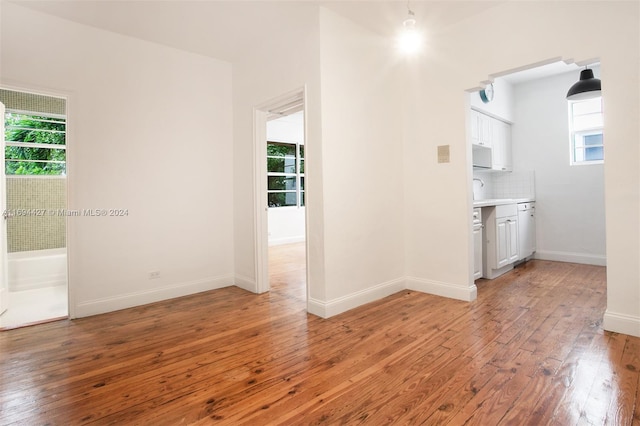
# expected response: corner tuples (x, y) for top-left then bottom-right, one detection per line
(1, 249), (639, 425)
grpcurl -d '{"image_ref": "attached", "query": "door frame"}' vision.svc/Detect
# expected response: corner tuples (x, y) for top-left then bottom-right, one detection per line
(253, 87), (308, 298)
(0, 83), (74, 319)
(0, 102), (8, 316)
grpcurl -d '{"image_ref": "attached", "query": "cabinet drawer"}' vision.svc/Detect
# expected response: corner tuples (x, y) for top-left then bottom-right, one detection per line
(495, 204), (517, 218)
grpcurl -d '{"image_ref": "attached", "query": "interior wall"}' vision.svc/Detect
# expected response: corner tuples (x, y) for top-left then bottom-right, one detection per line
(317, 8), (405, 312)
(232, 3), (325, 300)
(512, 67), (605, 265)
(470, 77), (515, 122)
(1, 3), (235, 316)
(405, 1), (639, 336)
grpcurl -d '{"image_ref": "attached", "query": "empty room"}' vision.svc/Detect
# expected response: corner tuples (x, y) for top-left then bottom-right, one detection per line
(1, 1), (639, 424)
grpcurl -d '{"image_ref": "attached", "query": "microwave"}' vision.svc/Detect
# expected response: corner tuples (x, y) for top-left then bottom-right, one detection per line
(472, 144), (492, 169)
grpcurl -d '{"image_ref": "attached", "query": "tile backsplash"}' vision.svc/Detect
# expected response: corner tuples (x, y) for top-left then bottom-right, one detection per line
(473, 170), (535, 200)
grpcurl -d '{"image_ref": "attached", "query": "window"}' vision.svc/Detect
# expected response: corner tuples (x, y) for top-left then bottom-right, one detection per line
(4, 110), (66, 175)
(267, 141), (304, 207)
(569, 97), (603, 165)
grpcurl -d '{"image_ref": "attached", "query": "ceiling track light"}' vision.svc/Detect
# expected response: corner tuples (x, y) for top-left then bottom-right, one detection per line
(566, 67), (601, 101)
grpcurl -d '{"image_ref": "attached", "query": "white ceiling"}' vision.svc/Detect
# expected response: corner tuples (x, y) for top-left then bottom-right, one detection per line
(10, 1), (504, 63)
(499, 61), (581, 85)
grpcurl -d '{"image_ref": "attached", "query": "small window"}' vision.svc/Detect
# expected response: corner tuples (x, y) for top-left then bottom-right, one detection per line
(267, 141), (304, 208)
(569, 97), (603, 165)
(4, 111), (66, 175)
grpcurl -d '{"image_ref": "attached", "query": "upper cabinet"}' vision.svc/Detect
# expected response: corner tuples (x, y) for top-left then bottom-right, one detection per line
(491, 119), (512, 172)
(470, 109), (492, 147)
(470, 109), (512, 172)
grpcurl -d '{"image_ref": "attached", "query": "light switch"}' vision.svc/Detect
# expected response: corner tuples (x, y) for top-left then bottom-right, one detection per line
(438, 145), (450, 163)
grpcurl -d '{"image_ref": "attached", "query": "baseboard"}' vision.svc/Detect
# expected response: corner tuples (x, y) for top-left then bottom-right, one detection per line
(307, 277), (406, 318)
(9, 273), (67, 291)
(603, 310), (640, 338)
(534, 250), (606, 266)
(74, 275), (234, 318)
(268, 236), (305, 246)
(406, 276), (478, 302)
(234, 274), (257, 293)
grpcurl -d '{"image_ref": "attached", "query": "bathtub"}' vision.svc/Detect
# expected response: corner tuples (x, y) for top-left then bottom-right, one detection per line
(7, 248), (68, 291)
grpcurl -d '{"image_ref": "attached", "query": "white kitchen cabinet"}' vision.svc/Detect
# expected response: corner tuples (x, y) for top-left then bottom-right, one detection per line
(470, 110), (512, 171)
(470, 110), (492, 147)
(473, 208), (483, 280)
(495, 216), (518, 268)
(482, 204), (519, 279)
(491, 119), (512, 172)
(518, 202), (536, 260)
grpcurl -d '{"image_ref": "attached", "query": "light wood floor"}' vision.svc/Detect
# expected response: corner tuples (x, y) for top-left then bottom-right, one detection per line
(1, 245), (639, 425)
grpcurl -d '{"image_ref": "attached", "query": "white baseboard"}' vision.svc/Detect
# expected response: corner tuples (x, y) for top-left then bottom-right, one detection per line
(534, 250), (606, 266)
(268, 236), (305, 246)
(234, 274), (257, 293)
(307, 277), (406, 318)
(406, 276), (478, 302)
(74, 275), (234, 318)
(9, 273), (67, 291)
(603, 310), (640, 338)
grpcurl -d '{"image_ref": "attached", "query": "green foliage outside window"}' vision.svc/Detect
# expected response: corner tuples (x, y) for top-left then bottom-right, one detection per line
(5, 113), (66, 175)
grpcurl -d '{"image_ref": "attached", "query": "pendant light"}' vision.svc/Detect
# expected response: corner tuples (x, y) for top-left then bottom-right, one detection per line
(566, 68), (601, 100)
(397, 1), (422, 54)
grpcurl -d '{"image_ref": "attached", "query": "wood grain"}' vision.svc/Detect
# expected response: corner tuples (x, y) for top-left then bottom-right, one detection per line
(1, 245), (638, 425)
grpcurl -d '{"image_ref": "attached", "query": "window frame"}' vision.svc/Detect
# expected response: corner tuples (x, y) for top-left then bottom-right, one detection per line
(4, 108), (67, 176)
(266, 140), (305, 208)
(568, 97), (604, 166)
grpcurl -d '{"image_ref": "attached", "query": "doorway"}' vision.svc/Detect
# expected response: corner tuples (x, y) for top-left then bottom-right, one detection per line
(0, 88), (69, 329)
(254, 88), (308, 306)
(469, 58), (606, 283)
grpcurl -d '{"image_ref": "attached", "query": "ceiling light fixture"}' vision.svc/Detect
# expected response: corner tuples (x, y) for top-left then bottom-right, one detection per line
(397, 1), (422, 55)
(566, 67), (601, 100)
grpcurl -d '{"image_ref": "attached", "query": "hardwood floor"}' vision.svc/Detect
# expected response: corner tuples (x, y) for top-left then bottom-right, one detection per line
(1, 247), (639, 425)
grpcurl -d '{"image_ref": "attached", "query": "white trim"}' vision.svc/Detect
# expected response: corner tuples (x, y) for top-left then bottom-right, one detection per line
(253, 108), (269, 294)
(253, 87), (307, 297)
(234, 274), (257, 293)
(307, 277), (406, 318)
(74, 275), (234, 317)
(406, 276), (478, 302)
(534, 250), (606, 266)
(603, 310), (640, 338)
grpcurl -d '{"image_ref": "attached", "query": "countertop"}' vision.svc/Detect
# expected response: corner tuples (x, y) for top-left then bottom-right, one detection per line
(473, 198), (535, 208)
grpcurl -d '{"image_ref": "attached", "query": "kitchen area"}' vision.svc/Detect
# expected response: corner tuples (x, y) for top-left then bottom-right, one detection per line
(470, 92), (537, 280)
(470, 62), (606, 284)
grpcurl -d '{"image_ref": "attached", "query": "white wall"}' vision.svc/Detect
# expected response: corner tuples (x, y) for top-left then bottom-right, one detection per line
(512, 68), (606, 265)
(267, 112), (306, 246)
(1, 3), (235, 316)
(232, 3), (324, 298)
(404, 1), (639, 336)
(317, 8), (405, 311)
(470, 78), (515, 122)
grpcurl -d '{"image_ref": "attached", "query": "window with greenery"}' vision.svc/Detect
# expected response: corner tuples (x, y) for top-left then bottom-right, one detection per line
(5, 110), (66, 175)
(267, 141), (304, 208)
(569, 97), (603, 165)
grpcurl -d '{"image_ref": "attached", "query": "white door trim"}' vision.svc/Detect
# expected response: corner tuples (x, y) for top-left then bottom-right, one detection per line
(253, 87), (307, 296)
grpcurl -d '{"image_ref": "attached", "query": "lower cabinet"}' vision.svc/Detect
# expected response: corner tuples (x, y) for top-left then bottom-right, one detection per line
(482, 204), (519, 279)
(495, 216), (519, 268)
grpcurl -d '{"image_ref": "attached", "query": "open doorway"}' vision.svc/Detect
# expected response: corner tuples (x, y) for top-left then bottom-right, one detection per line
(469, 59), (606, 284)
(0, 88), (69, 329)
(254, 88), (308, 307)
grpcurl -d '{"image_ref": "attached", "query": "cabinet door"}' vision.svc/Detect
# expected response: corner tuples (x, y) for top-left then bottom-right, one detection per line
(473, 226), (483, 279)
(470, 110), (480, 145)
(479, 113), (492, 147)
(507, 217), (519, 262)
(492, 119), (512, 171)
(495, 218), (509, 268)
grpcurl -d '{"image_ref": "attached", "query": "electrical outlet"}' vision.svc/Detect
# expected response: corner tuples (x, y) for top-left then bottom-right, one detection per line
(148, 270), (160, 279)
